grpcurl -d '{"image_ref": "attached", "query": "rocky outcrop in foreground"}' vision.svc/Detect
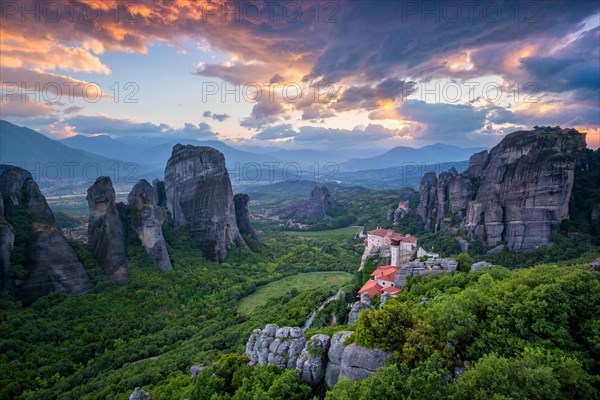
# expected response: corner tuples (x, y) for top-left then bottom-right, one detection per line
(325, 331), (353, 388)
(164, 145), (248, 262)
(87, 176), (129, 284)
(394, 258), (458, 287)
(297, 334), (331, 385)
(339, 344), (391, 382)
(348, 292), (373, 325)
(128, 180), (172, 271)
(0, 165), (93, 304)
(129, 387), (150, 400)
(418, 128), (587, 251)
(274, 185), (337, 222)
(245, 324), (390, 388)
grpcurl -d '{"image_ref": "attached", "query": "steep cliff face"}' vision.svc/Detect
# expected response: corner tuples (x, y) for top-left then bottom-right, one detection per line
(164, 145), (248, 262)
(274, 185), (337, 222)
(0, 192), (14, 290)
(128, 180), (172, 271)
(417, 172), (438, 232)
(417, 128), (587, 251)
(0, 165), (93, 304)
(87, 176), (129, 284)
(233, 193), (259, 243)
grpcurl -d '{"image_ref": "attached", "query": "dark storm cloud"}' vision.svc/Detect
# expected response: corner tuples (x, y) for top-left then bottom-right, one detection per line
(308, 1), (599, 83)
(521, 27), (600, 94)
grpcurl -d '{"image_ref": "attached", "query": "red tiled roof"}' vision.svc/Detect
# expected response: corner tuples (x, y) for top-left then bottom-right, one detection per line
(358, 279), (383, 296)
(401, 235), (417, 243)
(383, 286), (401, 295)
(367, 229), (416, 243)
(358, 278), (401, 297)
(370, 265), (398, 281)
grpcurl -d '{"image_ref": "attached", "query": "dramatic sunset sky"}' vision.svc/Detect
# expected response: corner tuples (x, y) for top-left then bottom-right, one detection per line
(1, 0), (599, 152)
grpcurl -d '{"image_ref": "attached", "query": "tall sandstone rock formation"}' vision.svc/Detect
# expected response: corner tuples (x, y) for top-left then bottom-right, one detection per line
(233, 193), (260, 243)
(0, 165), (93, 304)
(417, 128), (587, 252)
(164, 145), (248, 262)
(274, 185), (337, 222)
(128, 179), (172, 271)
(87, 176), (129, 284)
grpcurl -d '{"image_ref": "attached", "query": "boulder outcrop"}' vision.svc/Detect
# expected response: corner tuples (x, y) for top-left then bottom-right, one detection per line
(87, 176), (129, 284)
(164, 145), (248, 262)
(325, 331), (353, 389)
(129, 387), (150, 400)
(471, 261), (493, 271)
(274, 185), (337, 222)
(339, 344), (392, 382)
(348, 292), (373, 325)
(128, 180), (172, 271)
(417, 128), (587, 252)
(245, 325), (392, 387)
(0, 165), (93, 304)
(394, 258), (458, 287)
(246, 324), (306, 370)
(296, 334), (331, 385)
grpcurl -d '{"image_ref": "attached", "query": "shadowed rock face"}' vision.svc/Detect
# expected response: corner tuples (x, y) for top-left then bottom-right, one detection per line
(0, 192), (14, 290)
(234, 193), (259, 242)
(417, 172), (438, 232)
(164, 145), (248, 262)
(274, 185), (337, 222)
(128, 179), (172, 271)
(418, 128), (587, 252)
(0, 165), (93, 304)
(87, 176), (129, 284)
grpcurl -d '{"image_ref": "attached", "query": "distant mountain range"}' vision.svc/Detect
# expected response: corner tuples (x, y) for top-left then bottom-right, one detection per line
(338, 144), (486, 171)
(0, 120), (483, 193)
(0, 120), (138, 193)
(61, 135), (281, 168)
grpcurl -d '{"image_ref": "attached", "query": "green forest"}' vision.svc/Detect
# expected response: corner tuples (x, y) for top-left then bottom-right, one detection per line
(1, 149), (599, 399)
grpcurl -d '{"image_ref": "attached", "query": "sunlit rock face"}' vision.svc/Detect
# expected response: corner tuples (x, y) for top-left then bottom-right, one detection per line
(87, 176), (129, 284)
(164, 145), (248, 262)
(418, 128), (587, 252)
